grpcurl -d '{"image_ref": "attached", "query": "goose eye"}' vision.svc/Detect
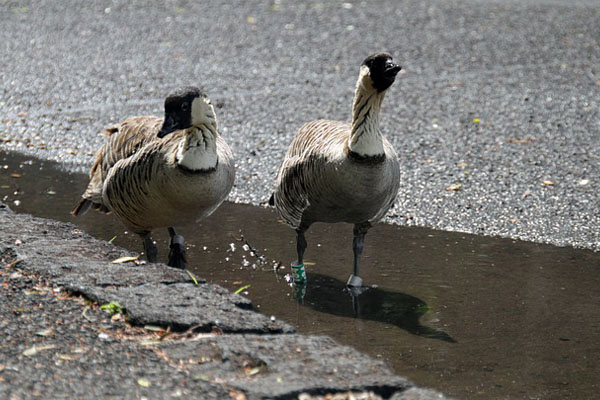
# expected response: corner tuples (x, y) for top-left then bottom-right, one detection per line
(181, 102), (189, 111)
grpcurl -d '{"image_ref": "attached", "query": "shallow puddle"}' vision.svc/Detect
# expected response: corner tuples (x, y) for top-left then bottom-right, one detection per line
(1, 150), (598, 399)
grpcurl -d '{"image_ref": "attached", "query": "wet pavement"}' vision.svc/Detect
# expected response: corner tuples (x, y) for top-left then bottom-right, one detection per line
(2, 150), (598, 399)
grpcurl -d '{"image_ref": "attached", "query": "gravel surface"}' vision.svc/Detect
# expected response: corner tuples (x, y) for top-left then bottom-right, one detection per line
(0, 0), (598, 251)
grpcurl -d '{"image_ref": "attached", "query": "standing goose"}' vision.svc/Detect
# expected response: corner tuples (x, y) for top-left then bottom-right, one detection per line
(72, 86), (235, 269)
(270, 52), (401, 288)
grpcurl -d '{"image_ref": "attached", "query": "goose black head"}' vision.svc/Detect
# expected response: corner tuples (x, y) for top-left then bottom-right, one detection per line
(158, 86), (213, 138)
(361, 52), (402, 92)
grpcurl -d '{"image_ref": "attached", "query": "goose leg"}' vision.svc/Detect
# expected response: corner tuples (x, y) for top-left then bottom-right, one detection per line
(291, 228), (308, 284)
(347, 223), (371, 288)
(167, 227), (187, 269)
(295, 228), (307, 266)
(143, 234), (158, 263)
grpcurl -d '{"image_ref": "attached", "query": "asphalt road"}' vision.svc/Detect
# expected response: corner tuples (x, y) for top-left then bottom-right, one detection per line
(1, 0), (598, 251)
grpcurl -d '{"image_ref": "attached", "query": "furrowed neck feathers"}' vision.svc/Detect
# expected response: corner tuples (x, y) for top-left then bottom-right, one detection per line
(348, 67), (386, 157)
(176, 122), (219, 172)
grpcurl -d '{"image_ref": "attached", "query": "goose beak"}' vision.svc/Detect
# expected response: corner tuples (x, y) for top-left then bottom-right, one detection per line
(385, 63), (402, 76)
(158, 117), (177, 138)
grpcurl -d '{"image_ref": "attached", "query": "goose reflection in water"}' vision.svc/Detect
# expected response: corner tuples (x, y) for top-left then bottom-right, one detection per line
(291, 272), (456, 343)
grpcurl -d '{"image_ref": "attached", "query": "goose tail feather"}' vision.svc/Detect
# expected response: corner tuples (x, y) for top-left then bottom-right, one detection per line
(71, 198), (92, 216)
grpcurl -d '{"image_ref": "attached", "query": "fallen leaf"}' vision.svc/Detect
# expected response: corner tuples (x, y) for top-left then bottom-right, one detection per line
(72, 347), (88, 354)
(23, 344), (56, 357)
(139, 340), (162, 346)
(245, 367), (262, 376)
(35, 328), (54, 337)
(508, 137), (534, 144)
(100, 301), (123, 315)
(10, 173), (21, 178)
(186, 270), (199, 286)
(143, 325), (166, 332)
(17, 111), (27, 117)
(111, 256), (138, 264)
(229, 390), (247, 400)
(56, 354), (77, 361)
(445, 183), (462, 191)
(234, 284), (251, 294)
(137, 378), (151, 387)
(455, 162), (469, 168)
(542, 180), (554, 186)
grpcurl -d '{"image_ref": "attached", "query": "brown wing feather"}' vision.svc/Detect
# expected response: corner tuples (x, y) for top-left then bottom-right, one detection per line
(72, 116), (163, 215)
(273, 120), (350, 228)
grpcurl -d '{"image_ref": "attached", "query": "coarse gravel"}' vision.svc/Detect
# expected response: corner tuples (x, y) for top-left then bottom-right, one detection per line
(0, 0), (598, 251)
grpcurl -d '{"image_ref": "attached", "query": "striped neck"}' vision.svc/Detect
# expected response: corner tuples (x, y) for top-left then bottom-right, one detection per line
(176, 125), (218, 172)
(348, 78), (386, 157)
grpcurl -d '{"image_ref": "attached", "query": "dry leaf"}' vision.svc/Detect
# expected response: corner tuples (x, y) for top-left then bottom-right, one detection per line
(72, 347), (88, 354)
(455, 162), (469, 168)
(23, 344), (56, 357)
(56, 354), (77, 361)
(245, 367), (261, 376)
(542, 180), (554, 186)
(137, 378), (151, 387)
(139, 340), (162, 346)
(508, 137), (534, 144)
(143, 325), (165, 332)
(111, 256), (139, 264)
(10, 173), (21, 178)
(35, 328), (54, 337)
(445, 183), (462, 191)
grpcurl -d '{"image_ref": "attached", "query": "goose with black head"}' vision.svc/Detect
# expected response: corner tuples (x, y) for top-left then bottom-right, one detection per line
(270, 52), (402, 289)
(72, 87), (235, 269)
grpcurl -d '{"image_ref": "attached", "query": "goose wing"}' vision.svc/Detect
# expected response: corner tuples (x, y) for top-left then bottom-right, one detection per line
(72, 116), (163, 215)
(273, 120), (349, 228)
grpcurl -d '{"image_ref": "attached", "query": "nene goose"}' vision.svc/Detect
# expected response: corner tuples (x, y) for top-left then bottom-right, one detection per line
(72, 87), (235, 269)
(270, 52), (401, 288)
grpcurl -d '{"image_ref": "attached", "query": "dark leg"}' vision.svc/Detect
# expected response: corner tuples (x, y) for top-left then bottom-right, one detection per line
(347, 222), (371, 288)
(143, 234), (158, 263)
(291, 227), (308, 285)
(295, 228), (307, 266)
(167, 227), (187, 269)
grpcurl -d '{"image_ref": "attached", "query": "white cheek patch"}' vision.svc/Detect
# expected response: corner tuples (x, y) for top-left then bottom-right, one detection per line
(191, 97), (216, 128)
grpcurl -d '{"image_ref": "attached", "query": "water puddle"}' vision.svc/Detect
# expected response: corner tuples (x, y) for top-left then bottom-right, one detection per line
(1, 149), (598, 399)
